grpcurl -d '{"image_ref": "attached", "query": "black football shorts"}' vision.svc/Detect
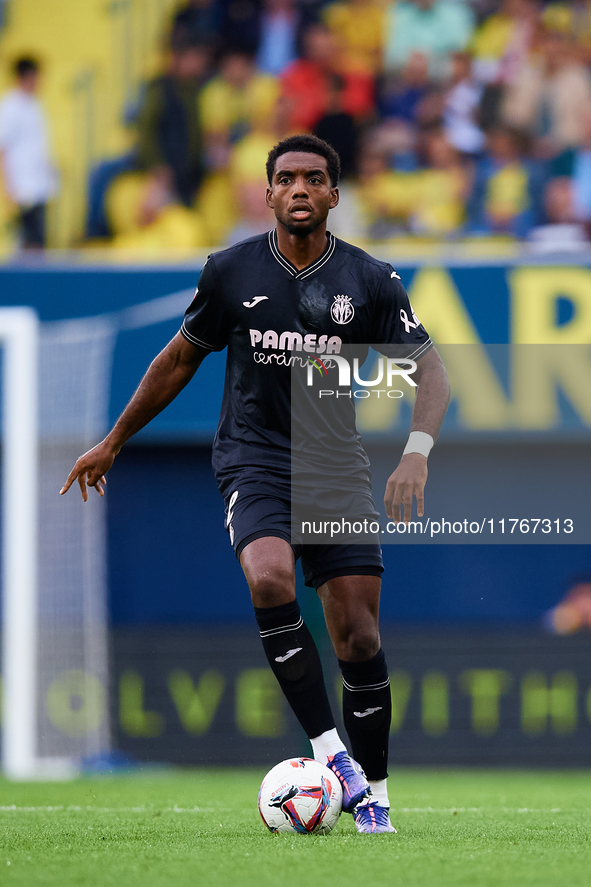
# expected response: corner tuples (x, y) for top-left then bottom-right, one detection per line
(220, 472), (384, 589)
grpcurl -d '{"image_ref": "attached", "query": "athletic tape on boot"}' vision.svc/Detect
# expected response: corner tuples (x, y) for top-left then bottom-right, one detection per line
(402, 431), (434, 458)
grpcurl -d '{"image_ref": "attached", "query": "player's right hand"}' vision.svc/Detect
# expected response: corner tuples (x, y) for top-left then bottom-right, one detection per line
(60, 441), (117, 501)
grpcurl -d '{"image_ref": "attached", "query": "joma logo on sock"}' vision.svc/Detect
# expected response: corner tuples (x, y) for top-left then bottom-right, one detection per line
(275, 648), (303, 663)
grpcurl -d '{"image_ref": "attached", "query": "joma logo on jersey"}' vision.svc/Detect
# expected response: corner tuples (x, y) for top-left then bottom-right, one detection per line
(331, 294), (354, 325)
(249, 329), (342, 354)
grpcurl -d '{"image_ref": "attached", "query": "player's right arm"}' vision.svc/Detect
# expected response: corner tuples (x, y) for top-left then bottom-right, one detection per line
(60, 332), (209, 501)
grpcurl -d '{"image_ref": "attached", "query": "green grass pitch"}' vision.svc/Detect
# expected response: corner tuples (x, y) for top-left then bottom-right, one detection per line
(1, 769), (590, 887)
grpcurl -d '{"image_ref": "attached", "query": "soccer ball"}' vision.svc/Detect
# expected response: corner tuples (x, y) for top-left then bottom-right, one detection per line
(258, 757), (343, 835)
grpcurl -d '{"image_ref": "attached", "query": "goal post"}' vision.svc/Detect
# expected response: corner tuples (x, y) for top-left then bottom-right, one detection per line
(1, 307), (39, 779)
(1, 288), (193, 780)
(1, 307), (117, 780)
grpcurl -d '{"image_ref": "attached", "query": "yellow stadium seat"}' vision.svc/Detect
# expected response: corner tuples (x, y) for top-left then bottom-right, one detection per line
(0, 201), (17, 259)
(0, 0), (178, 248)
(195, 172), (239, 245)
(112, 205), (209, 255)
(105, 172), (151, 237)
(230, 133), (276, 185)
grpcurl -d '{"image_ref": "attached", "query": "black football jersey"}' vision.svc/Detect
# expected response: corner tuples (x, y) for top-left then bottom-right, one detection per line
(181, 230), (432, 490)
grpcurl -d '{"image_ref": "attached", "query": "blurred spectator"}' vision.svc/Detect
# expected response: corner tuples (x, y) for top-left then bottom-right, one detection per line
(257, 0), (301, 75)
(215, 0), (316, 63)
(135, 43), (211, 207)
(171, 0), (223, 50)
(226, 178), (273, 244)
(471, 0), (503, 27)
(466, 125), (544, 236)
(86, 42), (210, 240)
(223, 91), (291, 244)
(502, 30), (591, 165)
(526, 175), (589, 252)
(225, 128), (277, 243)
(371, 117), (421, 172)
(86, 154), (137, 239)
(384, 0), (475, 80)
(443, 51), (486, 157)
(313, 74), (358, 178)
(412, 127), (468, 234)
(415, 84), (447, 130)
(356, 140), (418, 237)
(200, 50), (279, 168)
(86, 0), (591, 249)
(543, 580), (591, 634)
(280, 22), (375, 131)
(0, 57), (58, 249)
(323, 0), (386, 74)
(106, 166), (210, 252)
(220, 0), (261, 54)
(471, 1), (539, 135)
(543, 176), (577, 223)
(542, 1), (591, 64)
(572, 105), (591, 222)
(378, 51), (432, 126)
(471, 0), (541, 85)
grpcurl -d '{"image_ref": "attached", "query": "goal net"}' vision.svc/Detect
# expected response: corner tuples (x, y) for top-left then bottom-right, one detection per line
(1, 289), (194, 779)
(1, 308), (115, 778)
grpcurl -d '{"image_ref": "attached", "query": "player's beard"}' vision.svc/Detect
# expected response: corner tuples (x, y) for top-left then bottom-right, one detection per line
(284, 215), (324, 237)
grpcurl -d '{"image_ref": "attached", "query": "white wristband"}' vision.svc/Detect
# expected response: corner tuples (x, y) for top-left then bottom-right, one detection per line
(403, 431), (434, 458)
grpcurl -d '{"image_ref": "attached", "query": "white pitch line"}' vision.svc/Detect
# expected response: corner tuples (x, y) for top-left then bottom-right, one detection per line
(391, 807), (570, 814)
(0, 805), (578, 815)
(0, 805), (215, 814)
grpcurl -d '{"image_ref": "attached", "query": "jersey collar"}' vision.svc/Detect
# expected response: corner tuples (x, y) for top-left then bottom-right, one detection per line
(268, 229), (336, 280)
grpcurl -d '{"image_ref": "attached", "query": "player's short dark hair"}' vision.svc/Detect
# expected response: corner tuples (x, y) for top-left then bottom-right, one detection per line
(266, 135), (341, 187)
(14, 57), (39, 78)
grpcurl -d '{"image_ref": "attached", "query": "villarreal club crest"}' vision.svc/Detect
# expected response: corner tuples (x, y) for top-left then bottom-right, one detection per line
(330, 294), (354, 325)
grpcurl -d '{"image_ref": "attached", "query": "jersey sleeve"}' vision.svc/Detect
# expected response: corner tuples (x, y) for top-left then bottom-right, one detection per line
(180, 256), (229, 351)
(370, 265), (433, 361)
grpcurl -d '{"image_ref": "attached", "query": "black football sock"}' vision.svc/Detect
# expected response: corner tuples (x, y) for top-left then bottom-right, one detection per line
(254, 600), (336, 739)
(339, 649), (391, 781)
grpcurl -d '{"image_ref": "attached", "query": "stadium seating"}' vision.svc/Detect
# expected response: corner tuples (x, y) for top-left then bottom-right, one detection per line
(0, 0), (178, 248)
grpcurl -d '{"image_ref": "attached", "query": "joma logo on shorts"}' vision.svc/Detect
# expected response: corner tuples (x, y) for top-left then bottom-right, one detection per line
(249, 329), (342, 354)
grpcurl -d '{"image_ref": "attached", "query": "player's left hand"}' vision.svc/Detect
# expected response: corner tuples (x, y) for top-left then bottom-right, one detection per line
(384, 453), (428, 524)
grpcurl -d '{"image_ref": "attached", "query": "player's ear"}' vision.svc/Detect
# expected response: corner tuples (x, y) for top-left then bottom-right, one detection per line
(329, 187), (339, 209)
(266, 187), (274, 209)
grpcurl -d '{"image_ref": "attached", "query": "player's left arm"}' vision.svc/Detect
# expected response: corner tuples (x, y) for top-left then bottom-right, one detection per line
(384, 346), (450, 523)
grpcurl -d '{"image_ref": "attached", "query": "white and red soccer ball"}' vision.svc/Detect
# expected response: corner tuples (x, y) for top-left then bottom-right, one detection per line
(258, 757), (343, 835)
